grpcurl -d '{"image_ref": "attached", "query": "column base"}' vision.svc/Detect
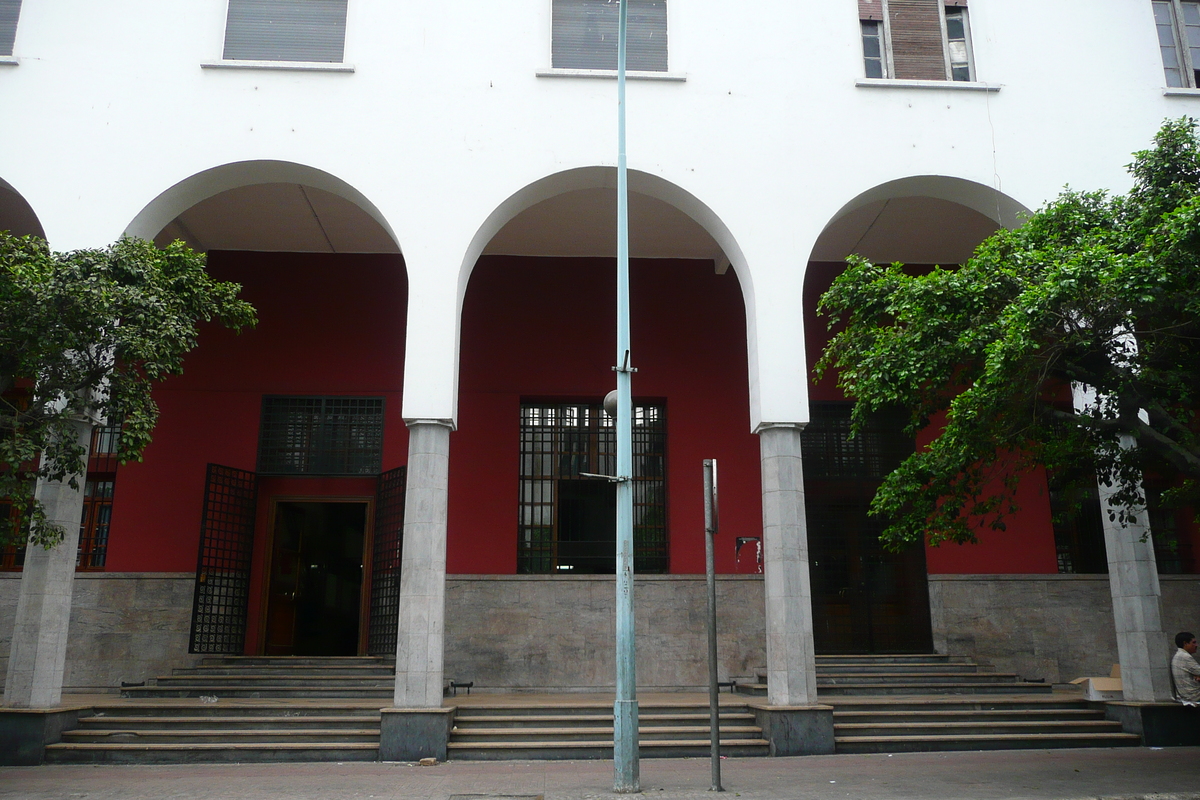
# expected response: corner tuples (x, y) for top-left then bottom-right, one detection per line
(379, 707), (456, 762)
(1105, 701), (1200, 746)
(0, 706), (89, 766)
(748, 703), (835, 756)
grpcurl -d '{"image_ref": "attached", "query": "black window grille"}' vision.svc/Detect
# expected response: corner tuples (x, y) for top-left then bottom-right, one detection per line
(367, 466), (406, 656)
(518, 402), (667, 574)
(76, 479), (114, 570)
(189, 464), (258, 654)
(258, 396), (384, 476)
(802, 402), (912, 480)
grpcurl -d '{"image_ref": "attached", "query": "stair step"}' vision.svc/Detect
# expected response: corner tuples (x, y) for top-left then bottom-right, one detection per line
(44, 742), (378, 764)
(62, 729), (379, 744)
(451, 725), (765, 743)
(817, 682), (1054, 696)
(446, 738), (771, 761)
(450, 713), (757, 728)
(836, 720), (1126, 736)
(122, 687), (392, 699)
(833, 731), (1142, 754)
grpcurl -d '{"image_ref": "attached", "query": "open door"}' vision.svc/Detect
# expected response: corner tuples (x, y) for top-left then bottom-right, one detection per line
(367, 466), (406, 655)
(189, 464), (258, 654)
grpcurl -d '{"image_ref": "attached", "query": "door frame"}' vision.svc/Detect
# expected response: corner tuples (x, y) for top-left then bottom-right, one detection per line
(257, 495), (377, 656)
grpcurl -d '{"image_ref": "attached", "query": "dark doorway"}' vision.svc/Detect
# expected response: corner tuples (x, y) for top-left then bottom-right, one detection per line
(265, 501), (368, 656)
(557, 479), (618, 573)
(803, 403), (933, 654)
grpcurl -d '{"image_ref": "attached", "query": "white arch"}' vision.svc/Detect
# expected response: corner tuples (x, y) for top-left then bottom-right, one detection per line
(821, 174), (1031, 238)
(124, 159), (402, 252)
(453, 166), (762, 426)
(0, 176), (47, 239)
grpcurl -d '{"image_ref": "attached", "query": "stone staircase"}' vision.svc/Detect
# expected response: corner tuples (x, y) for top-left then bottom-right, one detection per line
(44, 656), (392, 763)
(446, 701), (769, 760)
(736, 653), (1139, 753)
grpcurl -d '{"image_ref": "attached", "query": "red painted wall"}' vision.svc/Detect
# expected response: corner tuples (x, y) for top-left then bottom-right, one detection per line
(104, 252), (408, 573)
(450, 256), (762, 575)
(804, 261), (1059, 574)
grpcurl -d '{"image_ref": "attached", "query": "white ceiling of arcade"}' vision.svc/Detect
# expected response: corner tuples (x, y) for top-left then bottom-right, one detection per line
(154, 184), (399, 254)
(810, 196), (1001, 265)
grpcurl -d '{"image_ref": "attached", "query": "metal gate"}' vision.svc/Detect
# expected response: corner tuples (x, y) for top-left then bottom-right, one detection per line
(189, 464), (258, 654)
(367, 466), (406, 655)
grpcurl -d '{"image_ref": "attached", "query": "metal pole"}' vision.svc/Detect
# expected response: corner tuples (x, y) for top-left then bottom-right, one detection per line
(613, 0), (640, 793)
(704, 459), (723, 792)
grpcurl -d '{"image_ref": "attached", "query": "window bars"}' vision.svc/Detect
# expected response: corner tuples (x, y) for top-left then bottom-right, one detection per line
(518, 402), (667, 574)
(258, 396), (384, 476)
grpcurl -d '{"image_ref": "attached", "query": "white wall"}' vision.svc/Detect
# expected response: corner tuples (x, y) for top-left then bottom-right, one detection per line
(0, 0), (1189, 426)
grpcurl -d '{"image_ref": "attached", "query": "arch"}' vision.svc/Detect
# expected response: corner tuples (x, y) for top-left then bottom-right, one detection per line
(125, 160), (401, 253)
(454, 166), (761, 425)
(0, 176), (46, 239)
(809, 175), (1032, 268)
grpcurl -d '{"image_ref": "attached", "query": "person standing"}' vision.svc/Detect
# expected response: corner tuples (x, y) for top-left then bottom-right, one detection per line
(1172, 632), (1200, 704)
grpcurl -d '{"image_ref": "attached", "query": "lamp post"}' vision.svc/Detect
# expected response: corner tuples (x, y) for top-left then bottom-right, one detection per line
(613, 0), (640, 792)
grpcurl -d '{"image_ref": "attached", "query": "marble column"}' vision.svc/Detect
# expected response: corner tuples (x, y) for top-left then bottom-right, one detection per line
(4, 418), (93, 709)
(1096, 470), (1173, 702)
(758, 423), (818, 706)
(393, 420), (453, 708)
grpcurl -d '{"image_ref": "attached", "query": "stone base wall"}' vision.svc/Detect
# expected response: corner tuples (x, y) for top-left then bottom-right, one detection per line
(928, 574), (1200, 686)
(444, 575), (767, 691)
(0, 572), (200, 693)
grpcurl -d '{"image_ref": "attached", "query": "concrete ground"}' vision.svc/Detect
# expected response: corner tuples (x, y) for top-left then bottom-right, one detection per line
(2, 747), (1198, 800)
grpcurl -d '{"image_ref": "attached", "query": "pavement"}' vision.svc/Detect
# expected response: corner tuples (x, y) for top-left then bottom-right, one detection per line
(2, 747), (1199, 800)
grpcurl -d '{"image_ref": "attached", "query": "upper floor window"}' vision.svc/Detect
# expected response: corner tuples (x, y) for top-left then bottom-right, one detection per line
(859, 0), (975, 82)
(1155, 0), (1200, 87)
(552, 0), (668, 72)
(257, 396), (384, 475)
(0, 0), (22, 57)
(222, 0), (348, 63)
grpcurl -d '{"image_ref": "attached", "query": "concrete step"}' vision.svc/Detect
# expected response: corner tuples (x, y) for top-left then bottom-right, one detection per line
(819, 672), (1022, 685)
(61, 728), (379, 745)
(817, 663), (980, 675)
(816, 682), (1054, 696)
(76, 715), (381, 730)
(43, 742), (379, 764)
(833, 731), (1142, 754)
(833, 708), (1105, 724)
(835, 720), (1127, 737)
(449, 712), (757, 729)
(84, 704), (383, 719)
(446, 738), (770, 761)
(825, 697), (1094, 712)
(153, 675), (394, 687)
(452, 704), (736, 718)
(198, 656), (390, 668)
(179, 666), (395, 677)
(451, 725), (766, 744)
(121, 686), (392, 699)
(814, 654), (967, 664)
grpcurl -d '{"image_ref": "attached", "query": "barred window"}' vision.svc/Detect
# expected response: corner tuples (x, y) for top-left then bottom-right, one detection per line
(518, 401), (667, 574)
(257, 396), (384, 475)
(77, 479), (114, 571)
(801, 402), (912, 480)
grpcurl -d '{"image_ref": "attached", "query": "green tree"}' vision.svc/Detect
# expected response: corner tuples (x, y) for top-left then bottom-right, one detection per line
(817, 118), (1200, 549)
(0, 234), (255, 548)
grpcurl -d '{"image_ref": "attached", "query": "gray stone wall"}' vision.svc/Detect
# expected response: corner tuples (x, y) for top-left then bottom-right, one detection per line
(928, 574), (1200, 686)
(444, 575), (767, 691)
(0, 572), (200, 693)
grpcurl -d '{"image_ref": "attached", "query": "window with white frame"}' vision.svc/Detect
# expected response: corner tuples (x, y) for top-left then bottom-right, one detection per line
(0, 0), (22, 57)
(552, 0), (668, 72)
(222, 0), (348, 63)
(1155, 0), (1200, 88)
(858, 0), (975, 82)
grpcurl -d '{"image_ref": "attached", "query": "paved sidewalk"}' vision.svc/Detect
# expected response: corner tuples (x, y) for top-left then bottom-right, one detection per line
(2, 748), (1198, 800)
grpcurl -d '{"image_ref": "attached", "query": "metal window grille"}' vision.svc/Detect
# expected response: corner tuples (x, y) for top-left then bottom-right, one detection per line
(258, 396), (384, 476)
(0, 0), (21, 56)
(367, 466), (406, 656)
(517, 402), (667, 574)
(76, 479), (114, 571)
(552, 0), (668, 72)
(801, 402), (912, 480)
(88, 425), (121, 473)
(222, 0), (347, 63)
(189, 464), (258, 654)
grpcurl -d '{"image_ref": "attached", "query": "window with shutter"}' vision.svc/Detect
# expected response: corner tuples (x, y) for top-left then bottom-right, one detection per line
(858, 0), (976, 83)
(1155, 0), (1200, 88)
(552, 0), (668, 72)
(0, 0), (22, 57)
(223, 0), (348, 64)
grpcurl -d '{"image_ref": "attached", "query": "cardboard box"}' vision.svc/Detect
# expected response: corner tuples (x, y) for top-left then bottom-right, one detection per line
(1070, 664), (1124, 701)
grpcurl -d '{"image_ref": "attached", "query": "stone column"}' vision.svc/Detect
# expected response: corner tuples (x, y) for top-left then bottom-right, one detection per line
(393, 420), (453, 708)
(758, 423), (818, 706)
(1096, 471), (1173, 702)
(4, 419), (92, 709)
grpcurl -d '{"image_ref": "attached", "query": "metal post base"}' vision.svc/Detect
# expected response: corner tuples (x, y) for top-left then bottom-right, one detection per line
(613, 698), (640, 793)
